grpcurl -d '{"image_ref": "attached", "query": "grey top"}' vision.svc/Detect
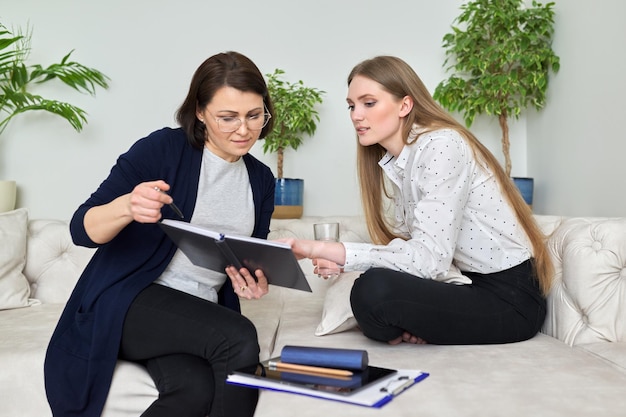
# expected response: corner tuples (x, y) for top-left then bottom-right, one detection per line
(154, 148), (255, 302)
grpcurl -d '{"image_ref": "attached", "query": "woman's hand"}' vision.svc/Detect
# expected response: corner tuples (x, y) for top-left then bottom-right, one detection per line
(278, 238), (347, 270)
(84, 180), (173, 244)
(128, 180), (174, 224)
(278, 237), (315, 260)
(226, 265), (269, 300)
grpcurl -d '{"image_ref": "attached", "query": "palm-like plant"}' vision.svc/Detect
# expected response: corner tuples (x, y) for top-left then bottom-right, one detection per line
(0, 22), (110, 135)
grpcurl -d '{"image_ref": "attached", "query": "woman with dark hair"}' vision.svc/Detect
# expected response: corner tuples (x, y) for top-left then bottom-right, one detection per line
(285, 55), (553, 346)
(44, 51), (275, 417)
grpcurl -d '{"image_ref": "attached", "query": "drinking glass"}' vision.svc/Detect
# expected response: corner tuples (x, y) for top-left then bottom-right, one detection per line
(313, 222), (341, 279)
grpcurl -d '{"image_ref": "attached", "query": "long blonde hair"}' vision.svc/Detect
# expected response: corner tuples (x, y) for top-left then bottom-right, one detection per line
(348, 56), (553, 295)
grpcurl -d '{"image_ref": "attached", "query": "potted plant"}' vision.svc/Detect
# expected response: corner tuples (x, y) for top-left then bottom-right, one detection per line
(0, 22), (109, 212)
(263, 68), (324, 219)
(433, 0), (560, 206)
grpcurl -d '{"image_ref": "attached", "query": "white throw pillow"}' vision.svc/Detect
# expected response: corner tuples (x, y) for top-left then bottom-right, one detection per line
(0, 208), (32, 310)
(315, 271), (362, 336)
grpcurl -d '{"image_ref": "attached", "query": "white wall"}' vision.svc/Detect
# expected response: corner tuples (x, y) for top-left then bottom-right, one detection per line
(527, 0), (626, 217)
(3, 0), (599, 220)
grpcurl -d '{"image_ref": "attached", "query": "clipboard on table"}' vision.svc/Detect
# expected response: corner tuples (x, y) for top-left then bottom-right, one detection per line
(159, 219), (311, 292)
(226, 358), (429, 408)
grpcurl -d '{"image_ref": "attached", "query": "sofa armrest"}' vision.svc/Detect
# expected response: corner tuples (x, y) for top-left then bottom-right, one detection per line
(543, 217), (626, 346)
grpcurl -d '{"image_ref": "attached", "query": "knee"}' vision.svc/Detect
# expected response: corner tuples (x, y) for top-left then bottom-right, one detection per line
(238, 315), (258, 342)
(349, 269), (402, 342)
(350, 268), (394, 310)
(230, 315), (259, 365)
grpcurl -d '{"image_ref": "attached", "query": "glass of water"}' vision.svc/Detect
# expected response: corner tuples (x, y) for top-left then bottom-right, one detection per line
(313, 222), (341, 279)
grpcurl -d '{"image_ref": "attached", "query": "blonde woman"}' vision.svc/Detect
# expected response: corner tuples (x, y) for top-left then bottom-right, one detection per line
(286, 56), (553, 345)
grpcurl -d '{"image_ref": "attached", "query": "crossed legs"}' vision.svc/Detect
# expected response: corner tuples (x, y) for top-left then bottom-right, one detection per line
(350, 261), (545, 346)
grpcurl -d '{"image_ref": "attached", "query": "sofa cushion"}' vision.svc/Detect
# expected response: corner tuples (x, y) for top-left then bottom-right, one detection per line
(240, 285), (287, 361)
(0, 303), (63, 416)
(102, 360), (157, 417)
(577, 341), (626, 373)
(0, 208), (36, 310)
(256, 331), (626, 417)
(258, 268), (626, 417)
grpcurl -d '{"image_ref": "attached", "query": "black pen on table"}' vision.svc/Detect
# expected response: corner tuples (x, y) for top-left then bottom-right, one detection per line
(154, 186), (184, 219)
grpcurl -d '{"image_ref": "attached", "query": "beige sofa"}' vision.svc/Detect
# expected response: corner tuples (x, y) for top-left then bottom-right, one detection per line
(1, 209), (625, 417)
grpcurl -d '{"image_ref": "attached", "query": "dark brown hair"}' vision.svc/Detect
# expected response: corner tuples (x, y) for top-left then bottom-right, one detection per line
(176, 51), (274, 149)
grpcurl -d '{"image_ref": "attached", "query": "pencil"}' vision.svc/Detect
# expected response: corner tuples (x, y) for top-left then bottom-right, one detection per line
(267, 361), (353, 377)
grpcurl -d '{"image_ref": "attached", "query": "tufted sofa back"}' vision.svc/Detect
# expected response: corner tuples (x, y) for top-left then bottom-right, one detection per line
(540, 217), (626, 345)
(22, 215), (626, 347)
(24, 219), (94, 304)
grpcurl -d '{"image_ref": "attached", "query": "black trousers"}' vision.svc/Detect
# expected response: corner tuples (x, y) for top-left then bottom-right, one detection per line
(350, 260), (546, 345)
(119, 284), (259, 417)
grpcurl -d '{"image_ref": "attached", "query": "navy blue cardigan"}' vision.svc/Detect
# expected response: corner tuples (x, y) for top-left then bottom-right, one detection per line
(44, 128), (275, 416)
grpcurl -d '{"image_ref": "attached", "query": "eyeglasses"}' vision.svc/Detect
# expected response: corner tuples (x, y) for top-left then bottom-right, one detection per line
(208, 108), (272, 133)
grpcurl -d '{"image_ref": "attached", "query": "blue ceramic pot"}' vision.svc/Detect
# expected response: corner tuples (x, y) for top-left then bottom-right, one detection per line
(512, 177), (534, 207)
(273, 178), (304, 218)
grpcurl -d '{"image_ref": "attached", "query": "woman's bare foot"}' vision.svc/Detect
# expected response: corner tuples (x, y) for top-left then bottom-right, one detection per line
(388, 331), (427, 345)
(388, 336), (403, 345)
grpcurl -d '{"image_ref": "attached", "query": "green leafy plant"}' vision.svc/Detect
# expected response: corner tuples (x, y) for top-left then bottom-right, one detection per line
(433, 0), (560, 176)
(0, 22), (110, 135)
(263, 69), (324, 178)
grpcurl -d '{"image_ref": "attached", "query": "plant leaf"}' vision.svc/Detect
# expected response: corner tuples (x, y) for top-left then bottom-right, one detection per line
(0, 21), (109, 134)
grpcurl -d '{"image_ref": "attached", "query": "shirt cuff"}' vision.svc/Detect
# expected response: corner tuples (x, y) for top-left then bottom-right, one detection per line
(341, 241), (374, 272)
